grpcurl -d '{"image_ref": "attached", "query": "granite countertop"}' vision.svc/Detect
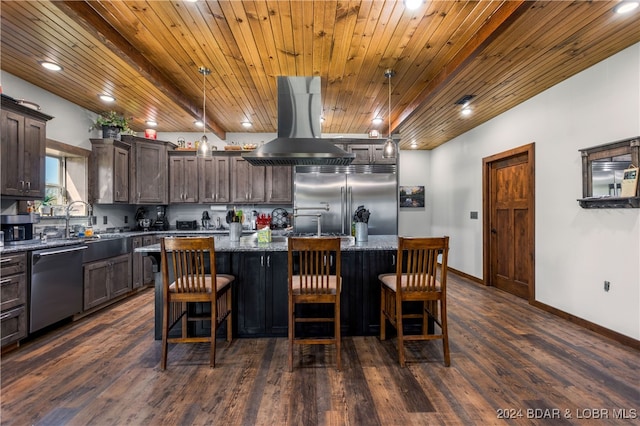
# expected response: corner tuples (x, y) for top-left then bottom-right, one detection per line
(136, 234), (399, 253)
(1, 230), (399, 254)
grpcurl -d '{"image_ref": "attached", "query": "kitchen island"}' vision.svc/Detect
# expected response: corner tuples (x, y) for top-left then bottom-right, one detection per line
(136, 234), (399, 339)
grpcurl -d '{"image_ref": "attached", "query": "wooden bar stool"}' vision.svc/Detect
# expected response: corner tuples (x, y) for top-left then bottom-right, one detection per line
(160, 236), (234, 370)
(287, 237), (342, 371)
(379, 236), (450, 367)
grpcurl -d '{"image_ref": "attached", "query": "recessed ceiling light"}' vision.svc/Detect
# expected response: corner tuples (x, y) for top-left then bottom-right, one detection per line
(241, 121), (252, 128)
(194, 120), (204, 127)
(461, 107), (473, 116)
(372, 117), (383, 125)
(99, 94), (115, 102)
(404, 0), (423, 10)
(146, 120), (157, 127)
(614, 1), (639, 14)
(410, 142), (418, 149)
(39, 61), (62, 71)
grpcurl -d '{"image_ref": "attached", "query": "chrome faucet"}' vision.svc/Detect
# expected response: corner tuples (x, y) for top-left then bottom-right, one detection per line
(65, 201), (93, 238)
(293, 213), (322, 237)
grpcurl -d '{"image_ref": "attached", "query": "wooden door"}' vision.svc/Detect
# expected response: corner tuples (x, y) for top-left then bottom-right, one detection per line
(483, 144), (535, 300)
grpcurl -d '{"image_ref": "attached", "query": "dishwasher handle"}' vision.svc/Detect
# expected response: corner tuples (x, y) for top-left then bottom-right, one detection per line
(34, 245), (88, 259)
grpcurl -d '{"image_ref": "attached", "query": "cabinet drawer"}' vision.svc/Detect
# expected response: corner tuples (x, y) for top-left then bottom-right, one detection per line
(0, 253), (27, 275)
(0, 273), (26, 311)
(1, 305), (27, 347)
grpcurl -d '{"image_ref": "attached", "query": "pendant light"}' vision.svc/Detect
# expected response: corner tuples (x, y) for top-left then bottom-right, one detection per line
(197, 66), (212, 158)
(382, 69), (397, 159)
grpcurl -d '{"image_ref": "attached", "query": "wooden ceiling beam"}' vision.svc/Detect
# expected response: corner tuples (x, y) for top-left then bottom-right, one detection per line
(53, 0), (226, 140)
(394, 0), (531, 134)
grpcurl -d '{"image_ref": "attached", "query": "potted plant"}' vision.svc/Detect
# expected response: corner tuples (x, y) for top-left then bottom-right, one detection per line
(39, 194), (56, 216)
(95, 111), (131, 139)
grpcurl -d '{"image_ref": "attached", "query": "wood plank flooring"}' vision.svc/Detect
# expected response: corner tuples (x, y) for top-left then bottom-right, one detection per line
(1, 272), (638, 425)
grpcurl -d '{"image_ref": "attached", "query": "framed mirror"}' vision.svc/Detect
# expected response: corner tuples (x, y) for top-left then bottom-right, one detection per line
(579, 137), (639, 208)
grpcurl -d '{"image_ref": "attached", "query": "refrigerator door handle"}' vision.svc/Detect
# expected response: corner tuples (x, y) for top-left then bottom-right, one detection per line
(347, 186), (353, 233)
(340, 186), (346, 234)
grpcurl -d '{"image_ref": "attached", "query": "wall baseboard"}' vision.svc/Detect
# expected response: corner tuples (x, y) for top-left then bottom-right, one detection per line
(448, 267), (639, 350)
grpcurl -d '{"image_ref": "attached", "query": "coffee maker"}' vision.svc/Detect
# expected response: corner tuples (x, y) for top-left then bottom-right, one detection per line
(1, 213), (39, 245)
(152, 205), (169, 231)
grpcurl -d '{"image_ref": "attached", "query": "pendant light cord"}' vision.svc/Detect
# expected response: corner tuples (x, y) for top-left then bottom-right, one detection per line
(388, 72), (391, 139)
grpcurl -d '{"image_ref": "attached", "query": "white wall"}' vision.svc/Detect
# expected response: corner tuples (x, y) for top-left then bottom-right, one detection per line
(1, 72), (100, 150)
(398, 150), (432, 237)
(428, 43), (640, 339)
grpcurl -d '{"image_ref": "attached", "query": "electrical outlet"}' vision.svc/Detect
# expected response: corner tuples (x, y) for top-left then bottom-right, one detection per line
(604, 281), (610, 292)
(103, 216), (108, 225)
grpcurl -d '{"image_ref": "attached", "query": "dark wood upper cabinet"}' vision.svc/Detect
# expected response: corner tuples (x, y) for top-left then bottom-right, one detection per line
(124, 135), (173, 205)
(89, 138), (130, 204)
(1, 96), (52, 200)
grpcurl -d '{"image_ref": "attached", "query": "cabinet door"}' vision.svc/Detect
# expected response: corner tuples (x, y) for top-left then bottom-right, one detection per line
(0, 112), (44, 197)
(114, 146), (129, 202)
(1, 110), (24, 197)
(131, 237), (144, 289)
(348, 144), (372, 164)
(233, 252), (266, 336)
(199, 156), (231, 203)
(265, 252), (288, 336)
(169, 156), (198, 203)
(84, 260), (110, 310)
(22, 117), (46, 198)
(142, 236), (156, 284)
(363, 250), (396, 335)
(90, 141), (130, 204)
(266, 166), (292, 203)
(109, 254), (132, 297)
(231, 157), (265, 202)
(132, 141), (167, 204)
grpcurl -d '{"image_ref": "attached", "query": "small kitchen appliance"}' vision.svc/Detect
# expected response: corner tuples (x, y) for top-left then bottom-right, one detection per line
(1, 213), (39, 245)
(152, 206), (169, 231)
(176, 220), (198, 230)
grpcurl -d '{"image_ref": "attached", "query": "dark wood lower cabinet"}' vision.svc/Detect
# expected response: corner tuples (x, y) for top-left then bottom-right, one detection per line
(152, 249), (396, 340)
(83, 254), (132, 310)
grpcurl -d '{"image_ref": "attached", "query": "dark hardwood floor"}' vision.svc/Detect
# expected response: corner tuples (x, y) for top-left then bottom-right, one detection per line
(1, 272), (638, 425)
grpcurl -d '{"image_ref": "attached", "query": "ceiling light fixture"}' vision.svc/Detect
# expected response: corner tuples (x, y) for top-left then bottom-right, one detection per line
(99, 94), (115, 102)
(197, 66), (212, 158)
(372, 117), (383, 125)
(461, 107), (472, 117)
(614, 1), (639, 13)
(410, 141), (418, 149)
(382, 69), (397, 159)
(241, 121), (252, 128)
(404, 0), (423, 11)
(39, 61), (62, 71)
(146, 120), (157, 127)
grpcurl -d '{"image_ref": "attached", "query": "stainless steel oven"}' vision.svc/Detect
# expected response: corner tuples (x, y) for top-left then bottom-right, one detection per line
(30, 245), (87, 333)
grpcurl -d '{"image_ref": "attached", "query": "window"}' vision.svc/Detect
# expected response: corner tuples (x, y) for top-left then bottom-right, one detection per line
(45, 155), (63, 205)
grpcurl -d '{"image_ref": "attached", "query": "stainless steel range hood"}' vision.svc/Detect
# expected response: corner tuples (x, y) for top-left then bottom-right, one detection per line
(243, 76), (355, 166)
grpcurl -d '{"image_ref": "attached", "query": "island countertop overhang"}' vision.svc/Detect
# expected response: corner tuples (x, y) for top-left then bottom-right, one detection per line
(135, 234), (399, 253)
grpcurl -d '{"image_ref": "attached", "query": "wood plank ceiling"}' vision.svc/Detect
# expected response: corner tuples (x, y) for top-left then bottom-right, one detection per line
(1, 1), (639, 150)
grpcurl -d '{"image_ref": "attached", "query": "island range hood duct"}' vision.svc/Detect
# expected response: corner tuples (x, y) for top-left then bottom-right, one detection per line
(242, 76), (355, 166)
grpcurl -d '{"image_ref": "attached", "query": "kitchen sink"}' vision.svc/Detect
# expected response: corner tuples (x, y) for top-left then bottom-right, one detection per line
(82, 236), (130, 263)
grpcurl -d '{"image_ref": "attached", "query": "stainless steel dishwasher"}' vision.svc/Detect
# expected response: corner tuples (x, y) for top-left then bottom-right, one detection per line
(30, 245), (87, 333)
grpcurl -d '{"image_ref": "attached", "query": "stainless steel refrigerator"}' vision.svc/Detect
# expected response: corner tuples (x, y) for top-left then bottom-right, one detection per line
(293, 164), (398, 235)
